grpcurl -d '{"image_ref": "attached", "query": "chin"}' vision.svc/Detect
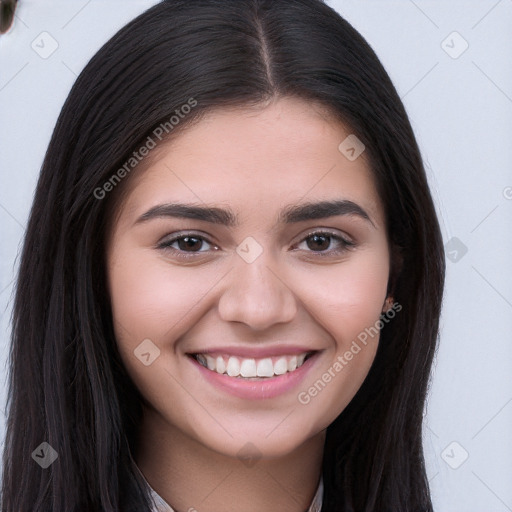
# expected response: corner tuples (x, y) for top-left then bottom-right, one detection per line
(191, 416), (323, 461)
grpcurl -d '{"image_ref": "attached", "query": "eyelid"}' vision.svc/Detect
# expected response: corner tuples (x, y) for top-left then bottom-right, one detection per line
(297, 228), (355, 245)
(292, 229), (356, 257)
(156, 230), (218, 251)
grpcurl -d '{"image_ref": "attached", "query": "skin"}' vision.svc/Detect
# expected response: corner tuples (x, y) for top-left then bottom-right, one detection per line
(106, 96), (391, 512)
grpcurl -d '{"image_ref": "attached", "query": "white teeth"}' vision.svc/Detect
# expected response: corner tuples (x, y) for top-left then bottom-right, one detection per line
(194, 352), (312, 378)
(240, 358), (257, 377)
(227, 356), (241, 377)
(274, 357), (288, 375)
(205, 354), (216, 371)
(216, 356), (226, 374)
(256, 358), (274, 377)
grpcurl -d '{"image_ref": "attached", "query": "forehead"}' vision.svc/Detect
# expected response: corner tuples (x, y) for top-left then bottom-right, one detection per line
(114, 96), (384, 229)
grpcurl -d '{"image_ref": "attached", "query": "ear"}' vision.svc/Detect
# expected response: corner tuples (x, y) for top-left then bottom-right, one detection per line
(382, 295), (394, 313)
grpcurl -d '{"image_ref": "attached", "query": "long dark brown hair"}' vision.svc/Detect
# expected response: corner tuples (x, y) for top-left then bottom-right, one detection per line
(1, 0), (445, 510)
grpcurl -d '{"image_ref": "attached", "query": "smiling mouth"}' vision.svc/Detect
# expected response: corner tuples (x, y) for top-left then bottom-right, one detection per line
(188, 352), (316, 379)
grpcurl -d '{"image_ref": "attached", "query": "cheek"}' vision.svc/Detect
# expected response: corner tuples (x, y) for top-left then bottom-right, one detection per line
(337, 257), (389, 338)
(299, 246), (389, 343)
(106, 249), (215, 405)
(293, 248), (389, 416)
(107, 248), (219, 347)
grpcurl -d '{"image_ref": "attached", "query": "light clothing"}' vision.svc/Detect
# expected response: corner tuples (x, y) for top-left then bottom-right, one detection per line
(135, 464), (324, 512)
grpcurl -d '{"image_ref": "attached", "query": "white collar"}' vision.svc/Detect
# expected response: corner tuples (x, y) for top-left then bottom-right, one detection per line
(137, 465), (324, 512)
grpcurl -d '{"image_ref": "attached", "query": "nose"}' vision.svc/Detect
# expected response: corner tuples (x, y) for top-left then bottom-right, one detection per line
(217, 254), (298, 330)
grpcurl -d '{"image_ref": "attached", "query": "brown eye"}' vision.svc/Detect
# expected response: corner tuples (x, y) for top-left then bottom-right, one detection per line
(306, 233), (331, 251)
(175, 236), (204, 252)
(297, 231), (355, 256)
(157, 232), (218, 257)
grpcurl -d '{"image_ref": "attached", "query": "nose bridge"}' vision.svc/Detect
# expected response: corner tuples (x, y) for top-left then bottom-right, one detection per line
(217, 247), (297, 329)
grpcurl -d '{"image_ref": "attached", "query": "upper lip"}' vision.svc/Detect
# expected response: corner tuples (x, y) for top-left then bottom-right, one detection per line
(187, 345), (320, 358)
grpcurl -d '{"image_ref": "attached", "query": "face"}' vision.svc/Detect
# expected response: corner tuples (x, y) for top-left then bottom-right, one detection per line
(106, 96), (391, 460)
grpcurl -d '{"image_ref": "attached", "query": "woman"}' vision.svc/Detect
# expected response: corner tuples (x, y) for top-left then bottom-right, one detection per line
(1, 0), (445, 510)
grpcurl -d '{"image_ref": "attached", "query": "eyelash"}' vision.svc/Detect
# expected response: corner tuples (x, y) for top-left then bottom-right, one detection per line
(156, 230), (356, 260)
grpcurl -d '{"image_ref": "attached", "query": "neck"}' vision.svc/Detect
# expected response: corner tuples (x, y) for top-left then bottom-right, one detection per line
(135, 406), (325, 512)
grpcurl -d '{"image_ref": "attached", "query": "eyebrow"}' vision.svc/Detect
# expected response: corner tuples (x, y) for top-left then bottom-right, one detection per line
(135, 199), (376, 228)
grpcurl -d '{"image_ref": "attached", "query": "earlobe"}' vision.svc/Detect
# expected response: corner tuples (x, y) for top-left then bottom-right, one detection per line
(382, 296), (394, 313)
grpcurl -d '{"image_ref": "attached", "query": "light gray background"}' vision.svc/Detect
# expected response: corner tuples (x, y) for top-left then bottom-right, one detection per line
(1, 1), (511, 510)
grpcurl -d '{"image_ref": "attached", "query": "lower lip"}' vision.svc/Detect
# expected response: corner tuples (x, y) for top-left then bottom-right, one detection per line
(188, 353), (320, 400)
